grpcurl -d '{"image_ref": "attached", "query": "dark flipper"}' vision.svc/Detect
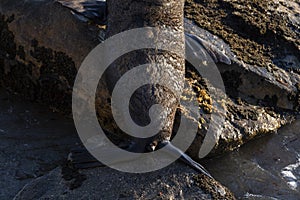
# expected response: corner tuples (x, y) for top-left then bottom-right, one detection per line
(57, 0), (107, 25)
(68, 142), (145, 169)
(69, 140), (213, 179)
(68, 146), (104, 169)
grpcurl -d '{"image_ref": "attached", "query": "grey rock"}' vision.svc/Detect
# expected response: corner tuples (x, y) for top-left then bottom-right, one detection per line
(13, 164), (233, 200)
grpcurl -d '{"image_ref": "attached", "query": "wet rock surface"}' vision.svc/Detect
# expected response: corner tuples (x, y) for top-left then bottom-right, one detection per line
(0, 90), (78, 200)
(14, 164), (234, 200)
(205, 118), (300, 199)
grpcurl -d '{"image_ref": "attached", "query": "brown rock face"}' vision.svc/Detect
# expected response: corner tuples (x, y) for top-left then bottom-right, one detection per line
(0, 0), (99, 111)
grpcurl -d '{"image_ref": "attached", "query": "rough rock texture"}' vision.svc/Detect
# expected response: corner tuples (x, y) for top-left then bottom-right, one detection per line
(0, 0), (99, 112)
(13, 164), (235, 200)
(185, 0), (300, 71)
(185, 0), (300, 111)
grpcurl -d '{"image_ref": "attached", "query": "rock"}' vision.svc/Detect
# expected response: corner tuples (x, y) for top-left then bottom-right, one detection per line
(0, 0), (100, 112)
(0, 89), (80, 199)
(182, 0), (300, 156)
(204, 119), (300, 199)
(13, 164), (236, 200)
(14, 168), (63, 200)
(185, 0), (300, 111)
(0, 0), (98, 68)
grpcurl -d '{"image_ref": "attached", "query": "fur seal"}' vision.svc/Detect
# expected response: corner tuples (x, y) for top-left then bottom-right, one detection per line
(59, 0), (229, 178)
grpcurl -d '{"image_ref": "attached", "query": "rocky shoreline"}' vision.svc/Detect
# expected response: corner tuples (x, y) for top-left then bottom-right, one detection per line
(0, 0), (299, 199)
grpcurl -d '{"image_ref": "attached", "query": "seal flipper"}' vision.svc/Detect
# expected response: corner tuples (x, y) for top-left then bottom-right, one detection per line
(68, 140), (148, 169)
(185, 33), (232, 65)
(68, 146), (104, 169)
(56, 0), (107, 25)
(158, 140), (213, 178)
(69, 140), (213, 179)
